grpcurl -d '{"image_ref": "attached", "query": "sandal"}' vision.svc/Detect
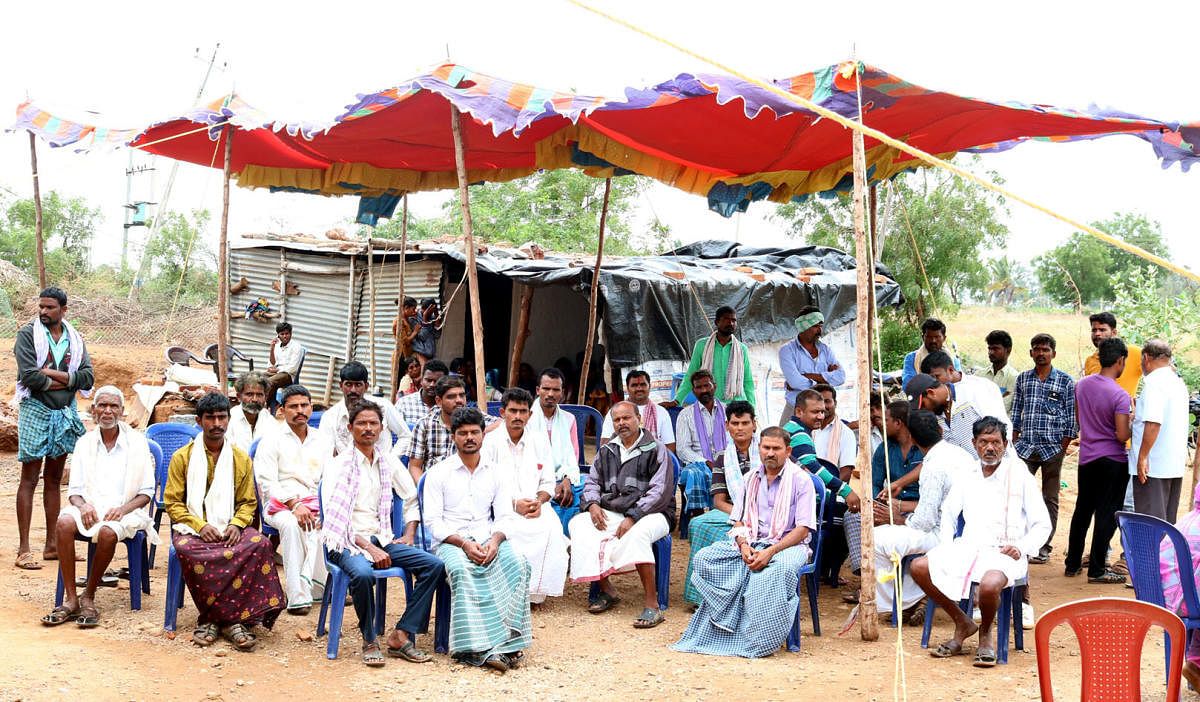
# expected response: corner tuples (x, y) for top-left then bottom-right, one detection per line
(387, 640), (432, 663)
(192, 622), (219, 646)
(973, 645), (997, 668)
(588, 591), (620, 614)
(222, 623), (257, 651)
(1087, 570), (1127, 585)
(75, 574), (119, 589)
(15, 552), (43, 570)
(41, 604), (80, 626)
(930, 639), (966, 658)
(362, 641), (385, 667)
(76, 604), (100, 628)
(1111, 559), (1129, 576)
(633, 607), (664, 628)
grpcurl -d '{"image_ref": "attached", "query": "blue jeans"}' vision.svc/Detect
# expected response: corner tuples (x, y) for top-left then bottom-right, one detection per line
(551, 483), (585, 536)
(328, 537), (445, 643)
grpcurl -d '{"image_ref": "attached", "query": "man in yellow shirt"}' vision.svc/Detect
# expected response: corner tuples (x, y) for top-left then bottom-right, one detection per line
(1083, 312), (1141, 398)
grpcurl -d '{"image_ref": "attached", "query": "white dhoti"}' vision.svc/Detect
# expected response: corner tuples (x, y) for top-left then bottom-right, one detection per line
(60, 504), (157, 543)
(925, 539), (1028, 602)
(504, 508), (569, 602)
(873, 524), (939, 612)
(567, 510), (669, 581)
(263, 507), (327, 607)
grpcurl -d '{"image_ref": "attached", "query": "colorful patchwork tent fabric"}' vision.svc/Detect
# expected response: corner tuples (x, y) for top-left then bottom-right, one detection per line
(11, 62), (1197, 220)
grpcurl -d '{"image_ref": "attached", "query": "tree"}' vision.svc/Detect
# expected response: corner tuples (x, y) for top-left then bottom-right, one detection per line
(985, 256), (1031, 305)
(1034, 212), (1171, 307)
(0, 190), (101, 276)
(141, 209), (216, 306)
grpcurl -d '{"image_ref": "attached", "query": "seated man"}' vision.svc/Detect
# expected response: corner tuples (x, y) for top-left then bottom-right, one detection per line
(42, 386), (158, 627)
(320, 401), (443, 667)
(672, 426), (816, 658)
(600, 370), (676, 453)
(873, 401), (923, 505)
(569, 401), (676, 629)
(164, 392), (284, 651)
(524, 367), (582, 532)
(810, 383), (858, 586)
(783, 389), (861, 513)
(482, 387), (569, 604)
(683, 400), (758, 607)
(266, 322), (304, 397)
(675, 370), (726, 520)
(408, 375), (497, 482)
(395, 359), (448, 425)
(911, 416), (1050, 668)
(319, 361), (411, 458)
(255, 384), (331, 615)
(227, 371), (277, 452)
(872, 410), (973, 623)
(424, 407), (531, 673)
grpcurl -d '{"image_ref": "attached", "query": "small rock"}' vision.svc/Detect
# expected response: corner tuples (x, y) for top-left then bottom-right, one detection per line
(296, 630), (314, 642)
(236, 680), (244, 687)
(214, 649), (228, 657)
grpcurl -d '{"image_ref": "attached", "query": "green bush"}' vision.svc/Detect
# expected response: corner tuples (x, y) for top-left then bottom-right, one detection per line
(878, 317), (921, 373)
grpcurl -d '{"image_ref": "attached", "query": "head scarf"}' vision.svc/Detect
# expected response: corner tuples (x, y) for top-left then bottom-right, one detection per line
(795, 311), (824, 333)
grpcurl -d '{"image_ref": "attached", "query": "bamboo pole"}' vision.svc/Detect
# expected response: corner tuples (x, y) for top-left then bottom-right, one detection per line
(852, 110), (878, 642)
(367, 240), (377, 394)
(391, 194), (409, 397)
(29, 133), (46, 289)
(345, 254), (356, 370)
(449, 105), (487, 403)
(509, 284), (534, 387)
(278, 248), (288, 321)
(216, 127), (233, 390)
(578, 178), (612, 405)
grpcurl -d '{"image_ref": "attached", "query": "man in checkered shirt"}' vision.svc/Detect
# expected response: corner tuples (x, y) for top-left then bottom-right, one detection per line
(406, 375), (496, 484)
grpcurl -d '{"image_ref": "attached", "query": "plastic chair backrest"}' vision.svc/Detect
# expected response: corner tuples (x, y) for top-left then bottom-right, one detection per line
(666, 406), (683, 435)
(808, 471), (830, 567)
(146, 423), (199, 499)
(560, 404), (602, 462)
(1035, 596), (1184, 702)
(1117, 511), (1200, 618)
(249, 437), (262, 460)
(308, 411), (324, 429)
(147, 439), (164, 499)
(165, 346), (192, 366)
(486, 401), (501, 418)
(294, 347), (307, 379)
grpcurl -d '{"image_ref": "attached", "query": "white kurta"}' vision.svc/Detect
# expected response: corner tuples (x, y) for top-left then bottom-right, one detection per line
(482, 427), (568, 600)
(227, 404), (279, 453)
(63, 425), (158, 542)
(318, 396), (412, 458)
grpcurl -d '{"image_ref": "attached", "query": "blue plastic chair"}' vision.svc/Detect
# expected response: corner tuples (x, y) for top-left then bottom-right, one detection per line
(485, 401), (501, 418)
(307, 411), (323, 429)
(55, 439), (161, 612)
(314, 482), (416, 660)
(1118, 510), (1200, 683)
(786, 471), (831, 651)
(415, 474), (459, 654)
(145, 422), (200, 569)
(561, 404), (603, 463)
(248, 438), (277, 539)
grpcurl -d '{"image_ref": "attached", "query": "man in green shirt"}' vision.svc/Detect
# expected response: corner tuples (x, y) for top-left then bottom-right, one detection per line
(671, 306), (755, 408)
(980, 330), (1019, 413)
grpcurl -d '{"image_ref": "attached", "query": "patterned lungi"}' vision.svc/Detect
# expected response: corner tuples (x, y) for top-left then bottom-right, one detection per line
(437, 540), (531, 662)
(18, 398), (84, 463)
(173, 527), (285, 629)
(680, 462), (714, 511)
(683, 509), (733, 605)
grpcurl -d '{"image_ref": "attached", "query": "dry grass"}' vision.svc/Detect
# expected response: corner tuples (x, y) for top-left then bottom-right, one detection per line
(945, 305), (1093, 374)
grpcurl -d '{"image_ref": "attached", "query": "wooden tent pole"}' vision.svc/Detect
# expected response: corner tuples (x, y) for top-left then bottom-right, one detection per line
(29, 133), (46, 289)
(578, 178), (611, 405)
(391, 194), (409, 397)
(216, 127), (233, 390)
(450, 105), (487, 403)
(509, 285), (534, 387)
(367, 240), (377, 394)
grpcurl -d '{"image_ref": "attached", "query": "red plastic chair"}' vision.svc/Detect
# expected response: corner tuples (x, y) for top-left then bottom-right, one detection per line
(1035, 597), (1184, 701)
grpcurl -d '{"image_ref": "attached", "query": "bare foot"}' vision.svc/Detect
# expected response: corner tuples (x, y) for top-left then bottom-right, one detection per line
(1183, 661), (1200, 691)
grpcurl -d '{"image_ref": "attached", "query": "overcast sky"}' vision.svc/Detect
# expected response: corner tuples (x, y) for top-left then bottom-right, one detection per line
(1, 0), (1196, 275)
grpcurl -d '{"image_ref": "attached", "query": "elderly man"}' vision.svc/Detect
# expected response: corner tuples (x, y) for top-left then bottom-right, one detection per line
(482, 387), (568, 603)
(673, 306), (755, 408)
(601, 369), (676, 453)
(911, 417), (1050, 668)
(14, 286), (94, 570)
(165, 392), (284, 651)
(319, 361), (411, 458)
(672, 426), (817, 657)
(676, 370), (727, 523)
(395, 359), (449, 425)
(902, 318), (961, 390)
(525, 368), (582, 532)
(266, 322), (304, 396)
(255, 384), (331, 615)
(872, 410), (973, 623)
(227, 371), (276, 452)
(778, 305), (843, 424)
(921, 350), (1010, 428)
(321, 401), (443, 667)
(41, 386), (157, 627)
(1131, 339), (1189, 523)
(570, 401), (676, 628)
(425, 407), (531, 673)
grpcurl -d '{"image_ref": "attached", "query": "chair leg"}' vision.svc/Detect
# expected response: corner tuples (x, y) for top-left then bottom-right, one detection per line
(54, 567), (65, 607)
(787, 578), (804, 652)
(316, 580), (332, 637)
(807, 573), (821, 636)
(588, 582), (600, 605)
(1012, 585), (1025, 652)
(126, 538), (142, 611)
(891, 582), (899, 628)
(654, 537), (671, 610)
(433, 578), (451, 655)
(326, 572), (349, 660)
(164, 546), (182, 632)
(375, 579), (388, 638)
(920, 598), (936, 648)
(996, 587), (1011, 665)
(149, 507), (164, 569)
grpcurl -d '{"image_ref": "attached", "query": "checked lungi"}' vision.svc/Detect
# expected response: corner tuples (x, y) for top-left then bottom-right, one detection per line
(680, 462), (714, 511)
(437, 540), (532, 662)
(683, 509), (733, 605)
(17, 398), (84, 463)
(173, 527), (285, 629)
(672, 540), (810, 658)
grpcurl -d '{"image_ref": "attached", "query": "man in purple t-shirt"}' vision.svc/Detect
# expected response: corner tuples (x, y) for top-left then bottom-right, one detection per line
(1065, 337), (1132, 584)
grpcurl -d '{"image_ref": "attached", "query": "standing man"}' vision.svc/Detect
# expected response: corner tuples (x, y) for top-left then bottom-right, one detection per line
(525, 368), (582, 532)
(901, 318), (960, 390)
(411, 298), (441, 367)
(601, 370), (676, 453)
(266, 322), (304, 397)
(778, 306), (844, 425)
(1066, 338), (1131, 584)
(14, 286), (94, 570)
(980, 330), (1018, 413)
(675, 371), (727, 523)
(318, 361), (411, 458)
(1083, 312), (1142, 399)
(227, 371), (276, 452)
(1010, 334), (1077, 564)
(1130, 340), (1189, 523)
(673, 306), (755, 408)
(395, 359), (449, 425)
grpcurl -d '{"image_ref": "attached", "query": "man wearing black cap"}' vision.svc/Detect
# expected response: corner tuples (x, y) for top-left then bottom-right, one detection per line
(905, 374), (982, 457)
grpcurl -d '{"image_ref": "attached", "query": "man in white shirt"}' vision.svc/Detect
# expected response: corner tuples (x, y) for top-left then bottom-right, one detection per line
(41, 386), (157, 628)
(601, 370), (676, 454)
(318, 361), (411, 459)
(255, 385), (331, 615)
(911, 416), (1051, 668)
(481, 387), (568, 604)
(320, 401), (443, 667)
(1131, 340), (1190, 523)
(525, 368), (581, 532)
(424, 407), (531, 673)
(266, 322), (304, 397)
(227, 371), (277, 452)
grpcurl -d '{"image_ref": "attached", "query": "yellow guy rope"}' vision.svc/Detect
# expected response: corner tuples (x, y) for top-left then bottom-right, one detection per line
(564, 0), (1200, 285)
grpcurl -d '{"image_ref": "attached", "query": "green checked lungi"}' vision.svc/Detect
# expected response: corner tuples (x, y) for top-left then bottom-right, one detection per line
(437, 540), (532, 661)
(17, 398), (84, 463)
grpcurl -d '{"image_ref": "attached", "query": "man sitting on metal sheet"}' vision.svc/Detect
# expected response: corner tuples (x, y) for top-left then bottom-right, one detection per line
(227, 371), (277, 452)
(318, 361), (412, 458)
(671, 306), (755, 408)
(671, 426), (816, 658)
(424, 407), (531, 673)
(777, 307), (844, 425)
(600, 369), (676, 454)
(395, 359), (448, 425)
(265, 322), (304, 398)
(675, 371), (727, 523)
(569, 401), (676, 629)
(407, 375), (498, 483)
(910, 416), (1050, 668)
(40, 386), (158, 628)
(524, 367), (582, 533)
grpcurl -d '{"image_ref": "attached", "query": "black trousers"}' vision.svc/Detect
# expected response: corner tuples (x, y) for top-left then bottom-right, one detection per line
(1064, 457), (1130, 578)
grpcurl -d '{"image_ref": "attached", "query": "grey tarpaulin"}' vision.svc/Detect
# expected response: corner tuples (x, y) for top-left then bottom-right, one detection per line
(438, 240), (901, 368)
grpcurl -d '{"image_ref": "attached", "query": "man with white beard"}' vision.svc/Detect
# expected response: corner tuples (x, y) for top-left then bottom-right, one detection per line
(227, 372), (277, 452)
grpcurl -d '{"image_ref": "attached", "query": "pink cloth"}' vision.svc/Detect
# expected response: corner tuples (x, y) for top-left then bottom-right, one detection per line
(1160, 481), (1200, 662)
(267, 494), (320, 517)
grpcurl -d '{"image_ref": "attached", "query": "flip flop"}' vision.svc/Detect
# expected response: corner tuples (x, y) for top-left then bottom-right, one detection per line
(41, 604), (80, 626)
(362, 641), (385, 667)
(76, 605), (100, 628)
(15, 552), (43, 570)
(633, 607), (664, 628)
(973, 645), (997, 668)
(588, 592), (620, 614)
(930, 639), (966, 658)
(75, 574), (119, 588)
(386, 640), (432, 663)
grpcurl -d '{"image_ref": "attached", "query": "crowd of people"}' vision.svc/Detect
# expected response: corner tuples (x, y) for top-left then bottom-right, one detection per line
(11, 286), (1196, 672)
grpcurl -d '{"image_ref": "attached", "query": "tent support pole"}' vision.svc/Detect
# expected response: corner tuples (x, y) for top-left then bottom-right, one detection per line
(29, 133), (46, 289)
(216, 126), (233, 390)
(391, 194), (409, 397)
(345, 254), (356, 374)
(578, 177), (611, 406)
(509, 284), (534, 388)
(450, 105), (488, 404)
(367, 240), (377, 394)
